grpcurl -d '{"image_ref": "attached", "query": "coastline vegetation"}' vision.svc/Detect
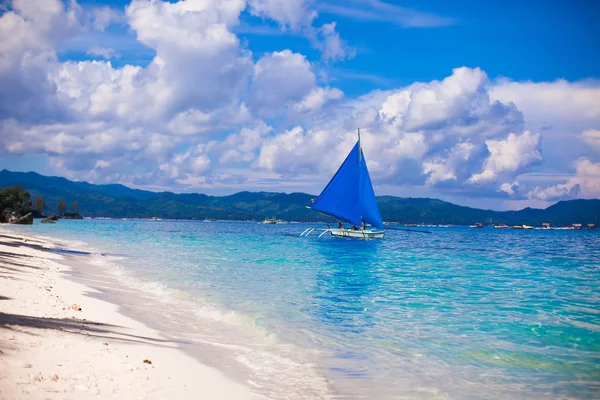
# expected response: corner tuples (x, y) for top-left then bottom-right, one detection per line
(0, 185), (34, 223)
(0, 183), (82, 223)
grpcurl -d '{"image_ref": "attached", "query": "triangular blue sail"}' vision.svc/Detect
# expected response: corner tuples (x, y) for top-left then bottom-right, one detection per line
(311, 140), (385, 229)
(359, 148), (384, 229)
(311, 142), (362, 226)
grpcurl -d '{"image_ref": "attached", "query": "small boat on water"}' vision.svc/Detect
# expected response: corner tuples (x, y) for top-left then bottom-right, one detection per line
(522, 225), (534, 229)
(512, 225), (524, 229)
(263, 217), (284, 224)
(494, 224), (509, 228)
(151, 217), (163, 221)
(470, 223), (484, 228)
(300, 129), (386, 239)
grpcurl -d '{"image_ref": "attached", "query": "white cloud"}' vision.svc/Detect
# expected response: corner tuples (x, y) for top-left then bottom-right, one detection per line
(86, 47), (120, 60)
(247, 0), (354, 61)
(0, 1), (598, 206)
(0, 0), (349, 189)
(582, 129), (600, 153)
(313, 22), (354, 61)
(490, 79), (600, 127)
(294, 87), (343, 112)
(167, 104), (251, 136)
(468, 131), (542, 184)
(499, 181), (520, 196)
(489, 77), (600, 180)
(424, 142), (480, 185)
(90, 5), (124, 31)
(247, 0), (317, 30)
(252, 67), (530, 197)
(528, 158), (600, 201)
(0, 0), (82, 121)
(256, 126), (324, 173)
(213, 121), (273, 165)
(125, 0), (252, 116)
(319, 0), (453, 28)
(250, 50), (316, 116)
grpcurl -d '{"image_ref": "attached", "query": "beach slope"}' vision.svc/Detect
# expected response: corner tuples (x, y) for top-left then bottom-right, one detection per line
(0, 231), (259, 400)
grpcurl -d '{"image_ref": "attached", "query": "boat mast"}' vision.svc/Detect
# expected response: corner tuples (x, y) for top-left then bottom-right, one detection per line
(357, 128), (362, 162)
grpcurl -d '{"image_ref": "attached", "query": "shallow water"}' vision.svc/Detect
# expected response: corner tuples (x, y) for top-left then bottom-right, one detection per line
(5, 220), (600, 399)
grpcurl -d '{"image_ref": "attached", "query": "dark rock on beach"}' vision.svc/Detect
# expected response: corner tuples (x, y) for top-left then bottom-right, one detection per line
(62, 212), (83, 219)
(41, 214), (59, 223)
(7, 212), (33, 225)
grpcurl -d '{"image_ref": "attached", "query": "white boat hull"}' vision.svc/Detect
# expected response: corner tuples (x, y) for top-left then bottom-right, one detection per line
(329, 228), (385, 239)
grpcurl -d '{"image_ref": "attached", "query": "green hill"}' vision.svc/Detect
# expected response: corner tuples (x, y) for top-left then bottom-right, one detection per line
(1, 169), (598, 226)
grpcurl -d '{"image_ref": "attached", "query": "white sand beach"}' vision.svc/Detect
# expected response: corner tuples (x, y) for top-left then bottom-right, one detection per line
(0, 230), (260, 400)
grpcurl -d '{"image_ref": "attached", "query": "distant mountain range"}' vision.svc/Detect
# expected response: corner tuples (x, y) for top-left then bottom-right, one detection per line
(1, 169), (598, 226)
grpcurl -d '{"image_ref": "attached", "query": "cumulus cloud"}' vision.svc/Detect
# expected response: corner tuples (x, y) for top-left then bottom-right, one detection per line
(125, 0), (253, 116)
(468, 131), (542, 184)
(1, 0), (598, 205)
(254, 67), (530, 196)
(294, 87), (344, 113)
(0, 0), (344, 189)
(490, 78), (600, 169)
(490, 79), (600, 127)
(313, 22), (355, 61)
(247, 0), (354, 61)
(0, 0), (83, 121)
(256, 126), (329, 174)
(250, 50), (316, 116)
(582, 129), (600, 153)
(528, 158), (600, 201)
(209, 121), (272, 165)
(488, 78), (600, 201)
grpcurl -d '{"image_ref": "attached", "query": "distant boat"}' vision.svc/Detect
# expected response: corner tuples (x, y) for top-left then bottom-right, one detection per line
(470, 223), (484, 228)
(262, 217), (284, 224)
(494, 224), (509, 228)
(151, 217), (162, 221)
(301, 129), (385, 239)
(522, 225), (534, 229)
(512, 225), (524, 229)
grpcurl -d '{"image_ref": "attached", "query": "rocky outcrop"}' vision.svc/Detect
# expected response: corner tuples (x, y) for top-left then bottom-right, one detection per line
(62, 212), (83, 219)
(7, 212), (33, 225)
(41, 214), (59, 223)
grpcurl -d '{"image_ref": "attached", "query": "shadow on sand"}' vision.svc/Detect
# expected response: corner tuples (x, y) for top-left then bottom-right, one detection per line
(0, 233), (189, 349)
(0, 311), (184, 347)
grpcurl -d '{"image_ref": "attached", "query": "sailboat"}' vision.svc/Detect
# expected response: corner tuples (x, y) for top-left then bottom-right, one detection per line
(300, 129), (386, 239)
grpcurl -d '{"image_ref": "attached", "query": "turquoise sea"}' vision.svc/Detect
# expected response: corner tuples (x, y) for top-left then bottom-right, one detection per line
(5, 220), (600, 399)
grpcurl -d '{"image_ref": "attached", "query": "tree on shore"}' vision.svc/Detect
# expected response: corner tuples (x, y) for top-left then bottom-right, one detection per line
(71, 200), (79, 213)
(34, 195), (45, 214)
(0, 185), (33, 222)
(57, 200), (67, 215)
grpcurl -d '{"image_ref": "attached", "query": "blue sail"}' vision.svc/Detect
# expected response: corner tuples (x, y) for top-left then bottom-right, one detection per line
(311, 140), (384, 229)
(359, 150), (385, 229)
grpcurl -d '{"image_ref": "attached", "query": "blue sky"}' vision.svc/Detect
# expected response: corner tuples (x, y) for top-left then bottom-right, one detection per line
(1, 0), (599, 210)
(63, 0), (600, 90)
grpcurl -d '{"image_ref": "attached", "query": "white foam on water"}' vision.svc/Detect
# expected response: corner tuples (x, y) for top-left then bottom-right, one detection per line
(81, 245), (334, 400)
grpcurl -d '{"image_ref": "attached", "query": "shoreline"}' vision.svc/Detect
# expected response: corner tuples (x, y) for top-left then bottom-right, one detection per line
(0, 230), (263, 399)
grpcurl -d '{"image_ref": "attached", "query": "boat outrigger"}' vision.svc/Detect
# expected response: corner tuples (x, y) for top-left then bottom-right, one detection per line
(300, 129), (386, 239)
